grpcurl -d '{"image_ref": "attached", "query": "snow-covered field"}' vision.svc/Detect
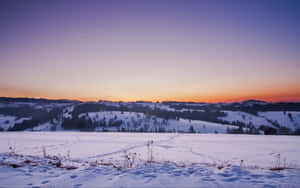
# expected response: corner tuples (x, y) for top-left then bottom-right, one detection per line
(0, 132), (300, 187)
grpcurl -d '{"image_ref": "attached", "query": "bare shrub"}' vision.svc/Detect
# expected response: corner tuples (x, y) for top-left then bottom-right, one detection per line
(123, 150), (138, 168)
(8, 140), (16, 154)
(9, 163), (22, 168)
(42, 146), (47, 158)
(147, 140), (154, 162)
(67, 150), (71, 160)
(269, 153), (293, 171)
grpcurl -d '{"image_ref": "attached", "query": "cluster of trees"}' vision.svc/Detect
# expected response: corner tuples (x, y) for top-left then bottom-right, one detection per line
(71, 103), (126, 117)
(159, 109), (226, 123)
(0, 106), (43, 117)
(62, 115), (124, 131)
(226, 124), (300, 135)
(226, 126), (260, 134)
(61, 117), (95, 131)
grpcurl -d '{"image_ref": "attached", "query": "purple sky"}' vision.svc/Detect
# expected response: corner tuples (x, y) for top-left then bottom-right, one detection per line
(0, 0), (299, 102)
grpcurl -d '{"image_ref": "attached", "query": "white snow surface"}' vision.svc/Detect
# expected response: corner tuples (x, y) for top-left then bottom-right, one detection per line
(0, 132), (300, 187)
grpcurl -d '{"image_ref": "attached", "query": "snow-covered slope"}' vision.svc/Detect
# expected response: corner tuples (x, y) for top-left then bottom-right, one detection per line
(219, 111), (274, 128)
(220, 111), (300, 131)
(0, 115), (31, 131)
(259, 111), (300, 130)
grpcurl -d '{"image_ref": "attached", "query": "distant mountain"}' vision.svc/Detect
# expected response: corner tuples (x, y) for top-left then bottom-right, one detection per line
(241, 99), (267, 105)
(243, 99), (267, 103)
(0, 97), (80, 104)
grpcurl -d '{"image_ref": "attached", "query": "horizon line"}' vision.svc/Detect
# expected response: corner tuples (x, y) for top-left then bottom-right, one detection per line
(1, 96), (300, 104)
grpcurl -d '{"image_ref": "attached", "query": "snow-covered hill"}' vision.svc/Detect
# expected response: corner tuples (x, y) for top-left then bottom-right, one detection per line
(0, 98), (299, 134)
(79, 111), (237, 133)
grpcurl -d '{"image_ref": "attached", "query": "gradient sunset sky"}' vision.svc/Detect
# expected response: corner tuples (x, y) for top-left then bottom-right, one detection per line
(0, 0), (299, 102)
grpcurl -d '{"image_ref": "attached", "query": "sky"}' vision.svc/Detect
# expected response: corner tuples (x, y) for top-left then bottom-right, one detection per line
(0, 0), (299, 102)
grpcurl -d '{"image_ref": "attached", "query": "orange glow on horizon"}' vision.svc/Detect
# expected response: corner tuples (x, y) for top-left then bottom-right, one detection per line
(1, 95), (299, 103)
(1, 84), (300, 103)
(1, 92), (300, 103)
